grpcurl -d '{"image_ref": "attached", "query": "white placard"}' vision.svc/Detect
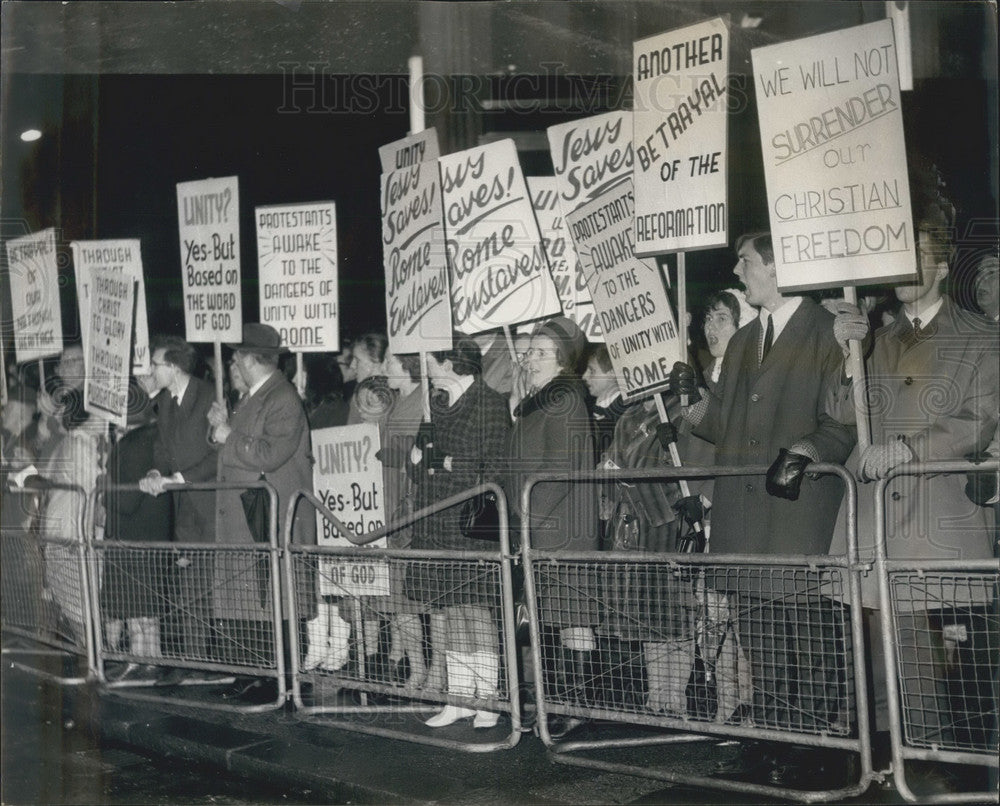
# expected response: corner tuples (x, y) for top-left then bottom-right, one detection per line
(72, 239), (150, 374)
(83, 266), (135, 427)
(255, 201), (338, 352)
(312, 423), (389, 596)
(547, 111), (634, 214)
(566, 180), (682, 400)
(752, 19), (916, 290)
(633, 17), (730, 254)
(6, 228), (63, 364)
(381, 161), (453, 353)
(176, 176), (242, 342)
(312, 423), (387, 545)
(440, 140), (561, 334)
(378, 128), (440, 174)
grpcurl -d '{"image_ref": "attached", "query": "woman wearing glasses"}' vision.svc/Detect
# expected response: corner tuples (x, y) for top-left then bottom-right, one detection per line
(502, 316), (599, 737)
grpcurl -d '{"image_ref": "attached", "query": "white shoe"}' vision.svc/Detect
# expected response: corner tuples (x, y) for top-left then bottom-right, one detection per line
(472, 710), (500, 729)
(424, 705), (475, 728)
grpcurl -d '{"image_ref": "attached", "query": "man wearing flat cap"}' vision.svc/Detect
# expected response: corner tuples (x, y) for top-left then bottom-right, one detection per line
(208, 324), (316, 700)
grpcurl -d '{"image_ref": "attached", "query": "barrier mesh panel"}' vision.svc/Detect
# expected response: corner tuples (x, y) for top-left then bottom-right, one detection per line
(292, 553), (510, 708)
(888, 571), (999, 754)
(531, 558), (854, 737)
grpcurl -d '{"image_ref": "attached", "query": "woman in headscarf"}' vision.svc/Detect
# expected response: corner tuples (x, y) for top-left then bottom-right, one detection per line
(405, 335), (511, 729)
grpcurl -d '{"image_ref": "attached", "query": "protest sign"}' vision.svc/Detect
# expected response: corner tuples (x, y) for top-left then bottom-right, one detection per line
(547, 111), (635, 212)
(83, 266), (135, 427)
(439, 139), (561, 334)
(176, 176), (242, 342)
(566, 179), (682, 400)
(547, 111), (637, 342)
(6, 228), (63, 364)
(72, 239), (150, 374)
(752, 19), (915, 290)
(378, 128), (440, 174)
(312, 423), (389, 596)
(255, 201), (338, 352)
(527, 177), (573, 315)
(633, 17), (730, 255)
(381, 161), (452, 353)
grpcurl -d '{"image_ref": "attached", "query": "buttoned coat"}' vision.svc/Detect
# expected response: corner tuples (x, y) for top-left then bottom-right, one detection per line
(152, 377), (218, 543)
(695, 298), (856, 556)
(215, 370), (315, 619)
(831, 298), (998, 596)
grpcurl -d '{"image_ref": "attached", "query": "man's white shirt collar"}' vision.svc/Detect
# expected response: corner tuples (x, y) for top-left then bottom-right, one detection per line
(903, 297), (944, 327)
(760, 296), (803, 342)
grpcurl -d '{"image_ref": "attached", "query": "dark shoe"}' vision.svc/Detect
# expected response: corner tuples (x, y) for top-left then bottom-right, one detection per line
(547, 715), (585, 739)
(226, 677), (280, 704)
(767, 748), (852, 789)
(714, 741), (777, 778)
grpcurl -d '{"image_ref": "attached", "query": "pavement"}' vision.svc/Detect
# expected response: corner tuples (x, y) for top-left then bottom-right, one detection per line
(3, 650), (974, 805)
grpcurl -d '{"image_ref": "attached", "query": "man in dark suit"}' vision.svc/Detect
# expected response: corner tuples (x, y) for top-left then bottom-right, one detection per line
(140, 335), (224, 684)
(669, 232), (856, 784)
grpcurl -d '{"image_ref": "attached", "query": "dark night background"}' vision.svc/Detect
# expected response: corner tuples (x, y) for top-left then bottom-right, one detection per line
(2, 2), (997, 364)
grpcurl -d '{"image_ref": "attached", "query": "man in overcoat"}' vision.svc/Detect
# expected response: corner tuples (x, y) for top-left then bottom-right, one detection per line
(208, 324), (315, 701)
(670, 232), (857, 783)
(832, 213), (998, 760)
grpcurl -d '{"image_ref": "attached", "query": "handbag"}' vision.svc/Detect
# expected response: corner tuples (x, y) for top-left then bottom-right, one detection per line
(240, 473), (270, 544)
(460, 480), (501, 542)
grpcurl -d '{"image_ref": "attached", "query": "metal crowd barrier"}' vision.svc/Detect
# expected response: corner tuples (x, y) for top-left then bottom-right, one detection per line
(283, 483), (523, 752)
(874, 460), (1000, 804)
(88, 479), (286, 713)
(2, 476), (94, 685)
(520, 463), (874, 803)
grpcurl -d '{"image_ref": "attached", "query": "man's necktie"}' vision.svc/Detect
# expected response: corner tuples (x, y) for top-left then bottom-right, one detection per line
(912, 317), (923, 337)
(761, 314), (774, 364)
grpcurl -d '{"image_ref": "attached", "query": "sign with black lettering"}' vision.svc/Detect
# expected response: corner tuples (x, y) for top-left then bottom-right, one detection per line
(176, 176), (242, 341)
(381, 161), (452, 353)
(312, 423), (388, 595)
(72, 239), (150, 374)
(633, 17), (729, 254)
(566, 180), (682, 400)
(6, 228), (62, 364)
(547, 111), (637, 341)
(84, 266), (135, 427)
(312, 423), (386, 544)
(440, 140), (561, 333)
(256, 201), (338, 352)
(378, 128), (440, 174)
(527, 176), (583, 331)
(752, 19), (915, 290)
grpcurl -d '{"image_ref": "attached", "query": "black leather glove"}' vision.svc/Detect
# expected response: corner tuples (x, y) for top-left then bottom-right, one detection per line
(765, 448), (813, 501)
(654, 422), (678, 451)
(667, 362), (701, 403)
(965, 453), (998, 507)
(672, 495), (705, 526)
(415, 421), (435, 451)
(966, 471), (997, 506)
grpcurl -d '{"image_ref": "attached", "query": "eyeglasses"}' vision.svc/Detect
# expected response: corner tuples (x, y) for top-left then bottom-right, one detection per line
(150, 360), (170, 368)
(525, 347), (557, 359)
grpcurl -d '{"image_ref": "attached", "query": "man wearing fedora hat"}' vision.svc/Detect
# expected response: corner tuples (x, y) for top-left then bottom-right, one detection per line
(208, 323), (316, 703)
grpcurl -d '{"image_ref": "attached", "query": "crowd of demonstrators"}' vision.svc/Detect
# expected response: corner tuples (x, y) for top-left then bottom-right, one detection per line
(2, 173), (997, 782)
